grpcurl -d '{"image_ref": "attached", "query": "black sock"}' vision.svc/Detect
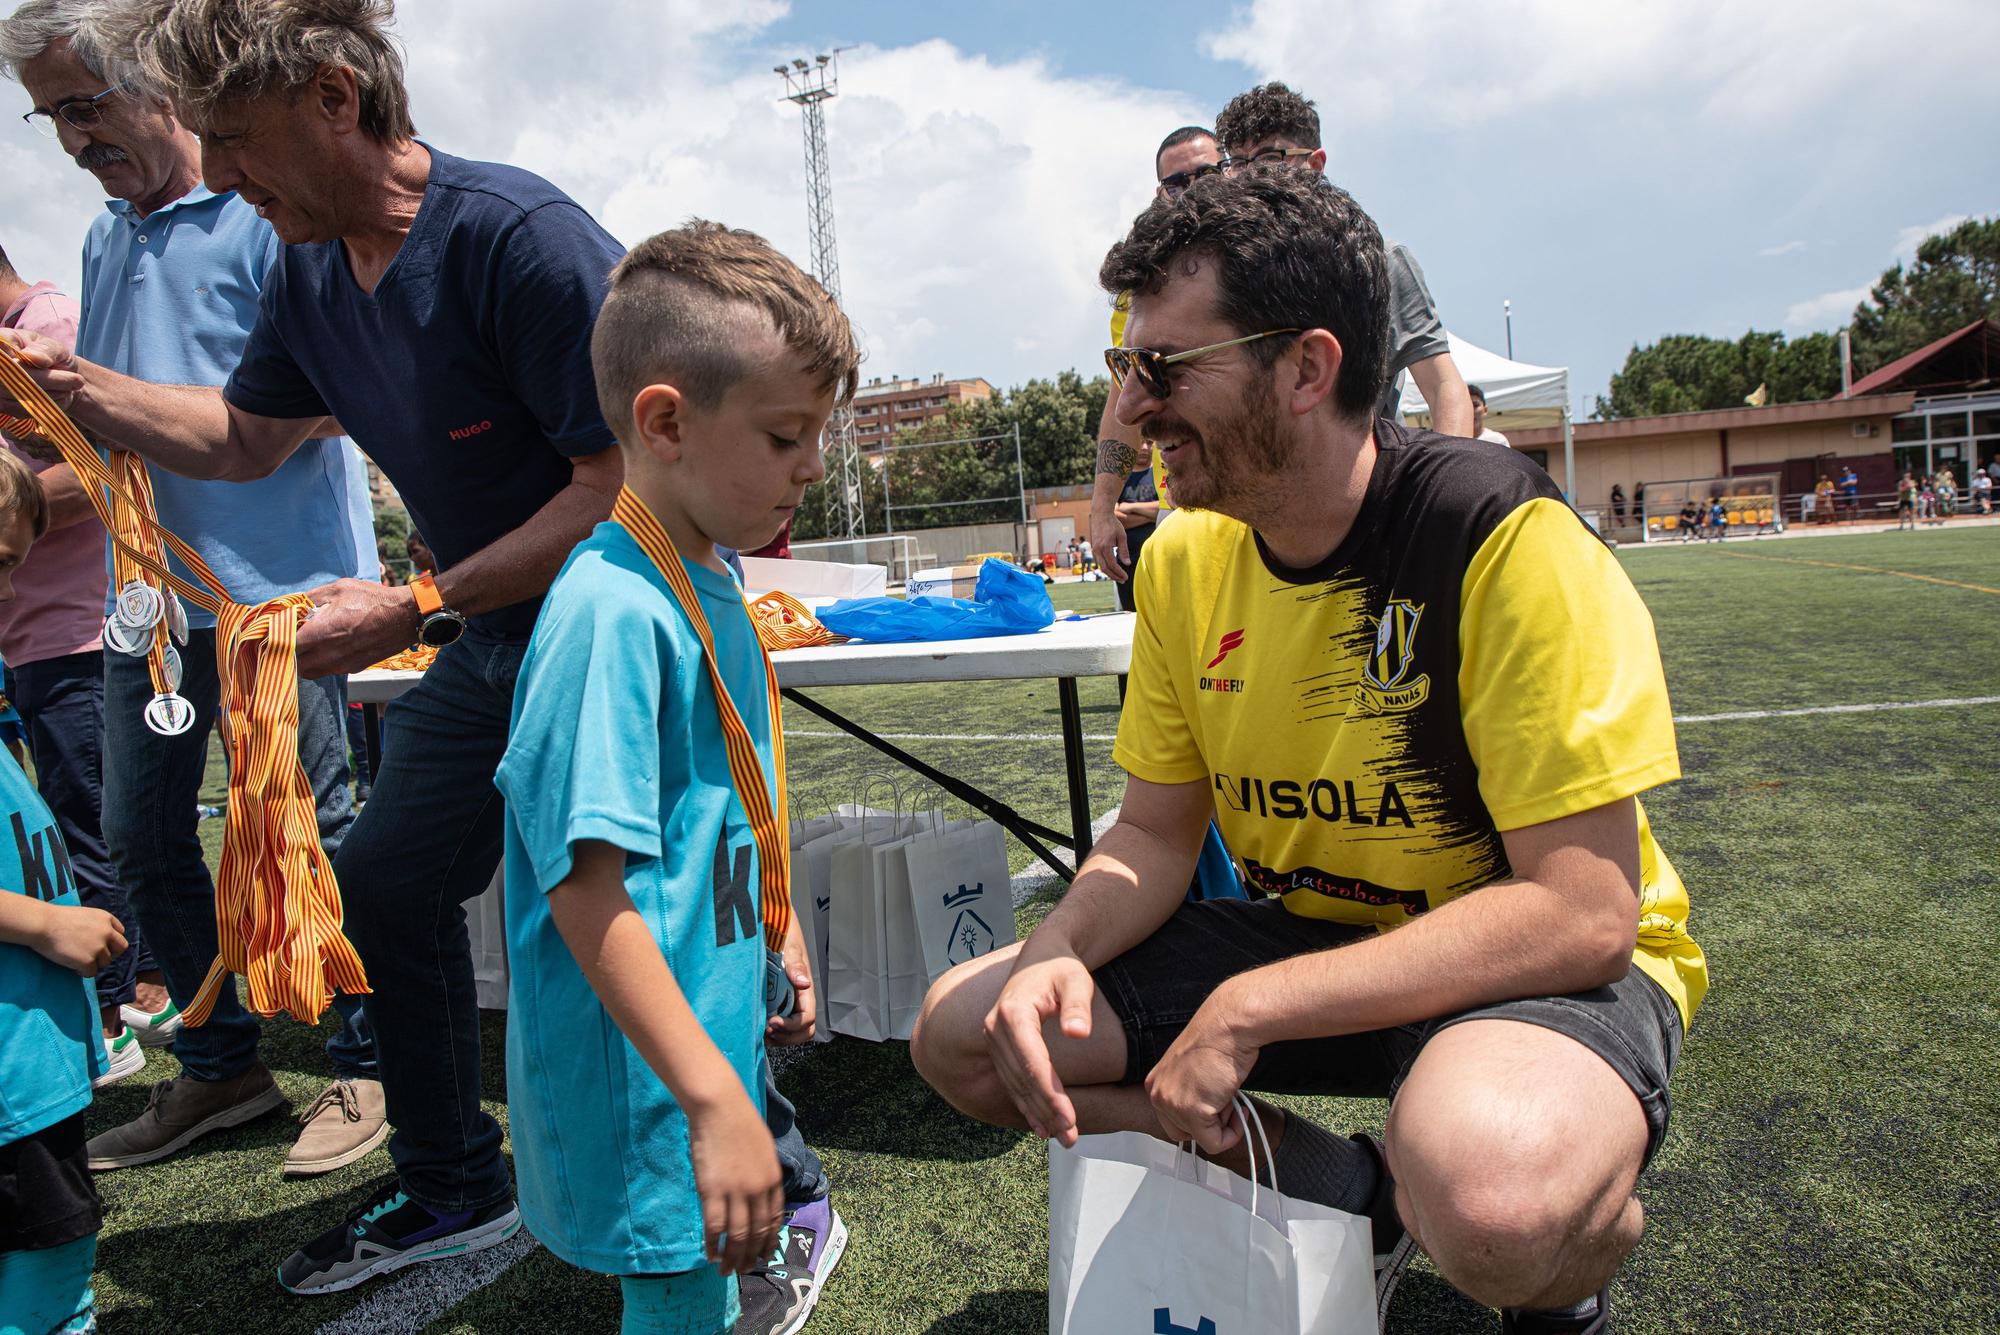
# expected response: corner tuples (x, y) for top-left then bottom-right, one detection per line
(1268, 1110), (1381, 1215)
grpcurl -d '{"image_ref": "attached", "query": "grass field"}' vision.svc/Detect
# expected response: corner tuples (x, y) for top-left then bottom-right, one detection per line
(91, 526), (2000, 1333)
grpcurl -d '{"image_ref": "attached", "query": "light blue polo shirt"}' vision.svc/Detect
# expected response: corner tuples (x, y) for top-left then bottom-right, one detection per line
(0, 750), (105, 1147)
(495, 523), (770, 1276)
(76, 186), (377, 626)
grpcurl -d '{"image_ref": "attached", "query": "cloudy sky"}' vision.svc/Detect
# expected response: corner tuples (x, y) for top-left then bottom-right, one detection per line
(4, 0), (1996, 413)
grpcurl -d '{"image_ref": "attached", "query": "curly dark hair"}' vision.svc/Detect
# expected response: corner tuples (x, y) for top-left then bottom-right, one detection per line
(1215, 81), (1320, 152)
(1098, 170), (1388, 422)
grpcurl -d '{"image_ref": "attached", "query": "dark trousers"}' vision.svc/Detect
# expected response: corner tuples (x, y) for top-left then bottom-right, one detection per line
(102, 630), (373, 1081)
(11, 650), (152, 1010)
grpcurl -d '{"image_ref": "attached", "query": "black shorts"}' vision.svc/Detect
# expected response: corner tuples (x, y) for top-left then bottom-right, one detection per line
(0, 1113), (101, 1253)
(1092, 899), (1684, 1165)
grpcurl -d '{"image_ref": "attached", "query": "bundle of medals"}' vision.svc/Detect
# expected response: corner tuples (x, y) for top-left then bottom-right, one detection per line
(100, 454), (198, 737)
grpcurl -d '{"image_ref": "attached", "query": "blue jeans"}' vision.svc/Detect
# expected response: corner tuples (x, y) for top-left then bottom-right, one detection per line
(101, 629), (373, 1080)
(10, 651), (154, 1010)
(335, 633), (519, 1213)
(762, 955), (826, 1207)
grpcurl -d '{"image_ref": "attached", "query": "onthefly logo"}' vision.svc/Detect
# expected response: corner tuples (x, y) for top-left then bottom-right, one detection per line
(1205, 627), (1245, 670)
(1154, 1311), (1218, 1335)
(1356, 598), (1431, 714)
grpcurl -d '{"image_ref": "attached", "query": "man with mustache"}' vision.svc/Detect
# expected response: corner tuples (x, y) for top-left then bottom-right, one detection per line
(916, 171), (1704, 1335)
(0, 0), (385, 1176)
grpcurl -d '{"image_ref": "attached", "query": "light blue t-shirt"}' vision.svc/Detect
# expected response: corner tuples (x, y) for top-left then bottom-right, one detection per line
(495, 521), (771, 1276)
(0, 751), (105, 1147)
(77, 186), (377, 627)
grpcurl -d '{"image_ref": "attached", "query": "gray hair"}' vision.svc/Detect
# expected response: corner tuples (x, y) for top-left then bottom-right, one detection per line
(0, 0), (115, 83)
(93, 0), (414, 140)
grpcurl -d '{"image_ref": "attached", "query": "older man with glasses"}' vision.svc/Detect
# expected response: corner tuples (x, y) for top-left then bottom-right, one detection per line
(0, 0), (385, 1178)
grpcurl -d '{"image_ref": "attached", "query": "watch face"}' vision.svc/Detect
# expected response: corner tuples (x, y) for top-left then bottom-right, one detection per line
(419, 612), (466, 647)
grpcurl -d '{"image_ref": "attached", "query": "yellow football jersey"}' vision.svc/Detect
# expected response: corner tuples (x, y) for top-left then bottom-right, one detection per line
(1114, 428), (1707, 1027)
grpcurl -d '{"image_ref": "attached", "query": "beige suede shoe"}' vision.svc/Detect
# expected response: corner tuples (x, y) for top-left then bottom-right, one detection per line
(86, 1064), (288, 1170)
(284, 1078), (390, 1177)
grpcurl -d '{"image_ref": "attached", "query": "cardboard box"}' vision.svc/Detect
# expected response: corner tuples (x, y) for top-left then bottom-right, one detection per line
(904, 564), (982, 599)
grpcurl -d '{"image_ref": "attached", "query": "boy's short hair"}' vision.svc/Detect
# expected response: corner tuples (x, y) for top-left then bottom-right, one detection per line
(591, 221), (862, 437)
(1216, 81), (1320, 152)
(0, 448), (50, 539)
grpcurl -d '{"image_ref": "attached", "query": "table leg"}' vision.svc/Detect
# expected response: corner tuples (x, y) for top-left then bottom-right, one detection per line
(363, 703), (383, 785)
(1058, 677), (1092, 863)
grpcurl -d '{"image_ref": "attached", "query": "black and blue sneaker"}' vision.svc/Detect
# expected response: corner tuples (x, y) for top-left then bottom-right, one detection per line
(278, 1178), (521, 1295)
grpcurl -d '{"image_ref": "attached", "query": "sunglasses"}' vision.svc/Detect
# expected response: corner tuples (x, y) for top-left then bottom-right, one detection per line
(1157, 161), (1224, 197)
(1221, 146), (1315, 174)
(1104, 329), (1302, 400)
(21, 84), (123, 139)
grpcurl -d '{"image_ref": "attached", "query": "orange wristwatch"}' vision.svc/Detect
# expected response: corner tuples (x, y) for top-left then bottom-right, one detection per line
(411, 571), (466, 647)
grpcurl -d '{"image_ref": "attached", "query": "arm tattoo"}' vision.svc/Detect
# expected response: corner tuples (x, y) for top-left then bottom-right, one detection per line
(1096, 438), (1138, 477)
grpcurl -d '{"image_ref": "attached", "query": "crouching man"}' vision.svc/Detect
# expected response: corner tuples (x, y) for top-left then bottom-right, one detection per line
(912, 169), (1707, 1335)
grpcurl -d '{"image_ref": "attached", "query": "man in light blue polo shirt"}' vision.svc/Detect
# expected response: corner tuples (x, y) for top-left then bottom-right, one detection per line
(0, 1), (388, 1178)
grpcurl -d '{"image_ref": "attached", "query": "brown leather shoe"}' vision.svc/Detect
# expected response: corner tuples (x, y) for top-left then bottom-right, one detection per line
(86, 1064), (288, 1170)
(284, 1078), (390, 1177)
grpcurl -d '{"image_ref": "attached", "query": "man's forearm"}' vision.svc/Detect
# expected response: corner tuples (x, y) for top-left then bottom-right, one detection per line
(434, 451), (622, 617)
(1411, 352), (1474, 438)
(36, 463), (97, 530)
(66, 361), (260, 479)
(1217, 875), (1637, 1047)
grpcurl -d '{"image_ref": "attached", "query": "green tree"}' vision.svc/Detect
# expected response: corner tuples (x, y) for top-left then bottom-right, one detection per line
(1849, 216), (2000, 375)
(1595, 330), (1840, 419)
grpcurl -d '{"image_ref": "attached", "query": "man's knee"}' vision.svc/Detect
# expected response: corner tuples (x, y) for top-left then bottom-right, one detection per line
(1387, 1095), (1641, 1308)
(910, 952), (1017, 1125)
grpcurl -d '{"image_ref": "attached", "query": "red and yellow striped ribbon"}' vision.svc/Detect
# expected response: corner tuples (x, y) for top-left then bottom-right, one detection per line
(0, 344), (366, 1024)
(610, 488), (792, 951)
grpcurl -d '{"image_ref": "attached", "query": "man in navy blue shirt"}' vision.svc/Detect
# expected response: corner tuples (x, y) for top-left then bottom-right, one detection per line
(0, 4), (831, 1323)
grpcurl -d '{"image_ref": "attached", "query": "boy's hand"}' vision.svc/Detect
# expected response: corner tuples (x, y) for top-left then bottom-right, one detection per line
(688, 1087), (785, 1276)
(38, 903), (127, 975)
(767, 918), (816, 1047)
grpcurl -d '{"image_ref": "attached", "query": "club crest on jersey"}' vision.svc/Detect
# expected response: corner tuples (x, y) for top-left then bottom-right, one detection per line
(1356, 598), (1431, 714)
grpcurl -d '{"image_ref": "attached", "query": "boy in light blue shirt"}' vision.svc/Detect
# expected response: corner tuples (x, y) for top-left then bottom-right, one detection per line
(0, 449), (123, 1335)
(494, 221), (860, 1335)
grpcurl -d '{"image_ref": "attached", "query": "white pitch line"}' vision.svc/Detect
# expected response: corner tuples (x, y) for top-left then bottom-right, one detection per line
(310, 1230), (540, 1335)
(1671, 695), (2000, 724)
(789, 696), (2000, 745)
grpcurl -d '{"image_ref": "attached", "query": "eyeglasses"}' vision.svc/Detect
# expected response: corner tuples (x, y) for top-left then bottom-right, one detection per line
(1104, 329), (1302, 401)
(21, 84), (123, 139)
(1156, 161), (1224, 198)
(1221, 146), (1315, 175)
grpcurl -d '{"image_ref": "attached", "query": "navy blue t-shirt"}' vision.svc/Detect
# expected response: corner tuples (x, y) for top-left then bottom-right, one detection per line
(225, 147), (623, 638)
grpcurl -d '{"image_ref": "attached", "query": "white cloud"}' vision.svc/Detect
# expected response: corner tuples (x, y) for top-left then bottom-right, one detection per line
(0, 3), (1199, 394)
(1201, 0), (2000, 129)
(1758, 240), (1807, 258)
(1783, 285), (1869, 331)
(1891, 213), (1970, 260)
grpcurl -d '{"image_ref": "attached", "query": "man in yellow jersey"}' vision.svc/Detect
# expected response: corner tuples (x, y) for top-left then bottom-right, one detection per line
(1088, 126), (1220, 585)
(915, 170), (1704, 1335)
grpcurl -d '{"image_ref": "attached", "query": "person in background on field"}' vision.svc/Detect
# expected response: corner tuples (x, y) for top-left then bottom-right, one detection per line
(1089, 126), (1218, 586)
(1677, 498), (1702, 540)
(1895, 473), (1917, 530)
(1112, 443), (1162, 612)
(0, 245), (172, 1083)
(1468, 384), (1509, 447)
(1706, 498), (1727, 542)
(1839, 465), (1859, 518)
(1812, 474), (1835, 524)
(0, 446), (118, 1335)
(1971, 468), (1992, 515)
(1078, 535), (1095, 572)
(1608, 482), (1625, 525)
(496, 222), (860, 1335)
(0, 0), (384, 1177)
(1935, 469), (1956, 518)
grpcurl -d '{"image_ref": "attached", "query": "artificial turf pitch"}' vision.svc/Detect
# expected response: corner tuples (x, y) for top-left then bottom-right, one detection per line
(90, 525), (2000, 1332)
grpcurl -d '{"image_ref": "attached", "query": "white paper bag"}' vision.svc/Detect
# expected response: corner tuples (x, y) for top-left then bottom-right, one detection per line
(902, 820), (1017, 984)
(789, 827), (845, 1044)
(1048, 1098), (1376, 1335)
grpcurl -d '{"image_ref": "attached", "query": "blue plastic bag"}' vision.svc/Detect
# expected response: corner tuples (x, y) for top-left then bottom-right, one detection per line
(818, 558), (1056, 644)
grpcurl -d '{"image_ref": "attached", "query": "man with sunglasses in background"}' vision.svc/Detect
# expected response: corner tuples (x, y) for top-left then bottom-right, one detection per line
(1217, 82), (1473, 441)
(916, 169), (1704, 1335)
(1087, 125), (1221, 589)
(0, 0), (385, 1177)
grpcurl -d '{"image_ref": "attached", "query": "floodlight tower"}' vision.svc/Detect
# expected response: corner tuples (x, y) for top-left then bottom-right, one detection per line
(777, 52), (862, 539)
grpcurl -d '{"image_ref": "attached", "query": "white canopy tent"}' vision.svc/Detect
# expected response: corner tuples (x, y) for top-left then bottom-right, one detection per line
(1398, 332), (1576, 496)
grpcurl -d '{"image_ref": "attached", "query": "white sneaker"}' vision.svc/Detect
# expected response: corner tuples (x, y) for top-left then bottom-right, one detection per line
(92, 1027), (147, 1088)
(120, 997), (183, 1047)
